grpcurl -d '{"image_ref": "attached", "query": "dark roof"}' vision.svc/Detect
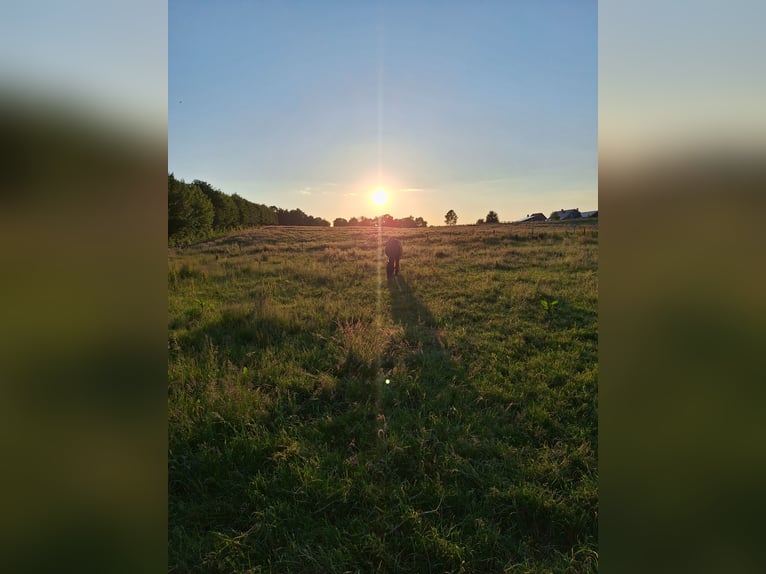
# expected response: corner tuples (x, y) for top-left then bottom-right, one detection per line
(557, 209), (581, 220)
(515, 213), (547, 223)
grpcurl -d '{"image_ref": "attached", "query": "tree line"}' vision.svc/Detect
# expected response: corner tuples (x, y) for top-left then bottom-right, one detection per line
(273, 208), (330, 227)
(172, 174), (520, 245)
(444, 209), (499, 225)
(168, 174), (334, 245)
(169, 174), (277, 244)
(333, 214), (428, 228)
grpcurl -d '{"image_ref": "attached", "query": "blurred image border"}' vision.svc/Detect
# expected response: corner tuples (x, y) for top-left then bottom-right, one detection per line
(1, 0), (764, 572)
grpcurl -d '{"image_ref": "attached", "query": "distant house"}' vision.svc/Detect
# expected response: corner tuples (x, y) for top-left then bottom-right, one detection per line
(515, 212), (547, 223)
(550, 208), (581, 221)
(581, 210), (598, 218)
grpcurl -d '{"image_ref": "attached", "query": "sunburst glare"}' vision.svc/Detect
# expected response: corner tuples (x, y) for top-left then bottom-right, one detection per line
(371, 188), (388, 206)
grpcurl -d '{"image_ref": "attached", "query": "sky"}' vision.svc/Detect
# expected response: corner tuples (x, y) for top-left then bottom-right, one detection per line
(169, 0), (597, 226)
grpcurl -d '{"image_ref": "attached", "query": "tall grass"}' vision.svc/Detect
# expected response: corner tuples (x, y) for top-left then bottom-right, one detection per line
(169, 222), (598, 572)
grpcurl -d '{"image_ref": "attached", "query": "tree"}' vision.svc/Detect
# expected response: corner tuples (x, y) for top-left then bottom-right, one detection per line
(445, 209), (457, 226)
(168, 174), (189, 238)
(185, 184), (215, 236)
(485, 210), (499, 224)
(231, 193), (276, 227)
(311, 216), (331, 227)
(167, 174), (214, 244)
(338, 214), (427, 227)
(231, 194), (251, 226)
(476, 218), (484, 225)
(260, 204), (278, 225)
(169, 174), (278, 244)
(194, 179), (238, 231)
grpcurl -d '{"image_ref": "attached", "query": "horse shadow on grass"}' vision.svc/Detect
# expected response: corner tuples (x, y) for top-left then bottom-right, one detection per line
(387, 275), (440, 349)
(384, 275), (471, 406)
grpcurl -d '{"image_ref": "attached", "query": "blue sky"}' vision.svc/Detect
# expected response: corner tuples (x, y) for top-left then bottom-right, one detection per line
(169, 0), (597, 225)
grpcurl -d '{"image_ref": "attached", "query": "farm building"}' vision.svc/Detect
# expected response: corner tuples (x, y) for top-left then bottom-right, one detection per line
(581, 210), (598, 218)
(515, 212), (547, 223)
(550, 209), (581, 221)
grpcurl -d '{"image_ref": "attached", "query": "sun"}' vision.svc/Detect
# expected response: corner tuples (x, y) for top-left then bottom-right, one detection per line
(371, 188), (388, 206)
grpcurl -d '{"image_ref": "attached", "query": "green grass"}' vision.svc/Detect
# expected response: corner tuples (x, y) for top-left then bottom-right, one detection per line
(168, 222), (598, 573)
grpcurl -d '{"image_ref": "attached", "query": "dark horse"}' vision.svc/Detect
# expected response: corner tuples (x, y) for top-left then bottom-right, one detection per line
(384, 237), (402, 279)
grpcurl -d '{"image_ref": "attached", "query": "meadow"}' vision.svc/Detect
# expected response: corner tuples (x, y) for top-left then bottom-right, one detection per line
(168, 222), (598, 573)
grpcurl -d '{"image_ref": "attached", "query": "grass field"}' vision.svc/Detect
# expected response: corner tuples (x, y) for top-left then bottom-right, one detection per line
(168, 222), (598, 573)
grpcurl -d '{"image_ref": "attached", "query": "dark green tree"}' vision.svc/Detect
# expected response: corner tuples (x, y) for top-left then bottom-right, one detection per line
(231, 193), (276, 227)
(445, 209), (458, 225)
(185, 184), (215, 236)
(167, 174), (214, 244)
(194, 180), (238, 230)
(258, 204), (278, 225)
(485, 210), (499, 224)
(168, 174), (188, 238)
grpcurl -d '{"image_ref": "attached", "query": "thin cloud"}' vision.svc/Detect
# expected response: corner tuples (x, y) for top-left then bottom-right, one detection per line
(319, 183), (338, 195)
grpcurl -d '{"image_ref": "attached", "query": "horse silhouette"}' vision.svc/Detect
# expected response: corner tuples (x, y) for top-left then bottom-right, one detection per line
(384, 237), (402, 279)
